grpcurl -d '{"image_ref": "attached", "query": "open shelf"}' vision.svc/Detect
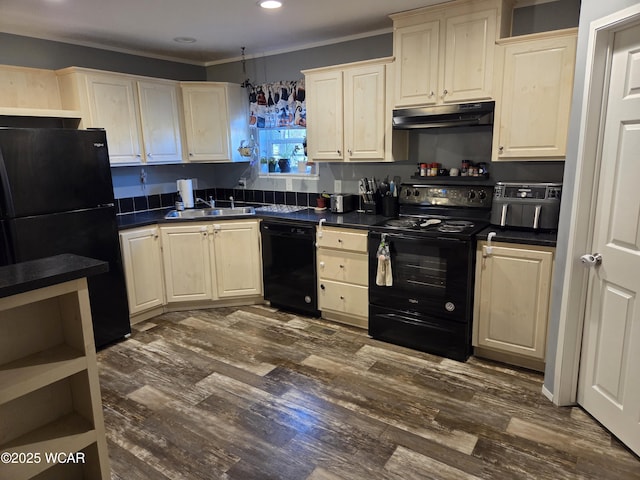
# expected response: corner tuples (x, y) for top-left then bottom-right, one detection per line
(0, 413), (96, 480)
(0, 344), (86, 404)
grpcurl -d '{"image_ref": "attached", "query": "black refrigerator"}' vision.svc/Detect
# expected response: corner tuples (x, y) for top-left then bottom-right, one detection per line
(0, 127), (130, 347)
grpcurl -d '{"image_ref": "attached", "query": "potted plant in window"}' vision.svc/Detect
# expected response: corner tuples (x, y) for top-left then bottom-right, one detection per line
(268, 157), (278, 173)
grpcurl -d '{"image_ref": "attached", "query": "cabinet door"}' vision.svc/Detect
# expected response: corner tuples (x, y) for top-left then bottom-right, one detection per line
(474, 244), (554, 360)
(344, 64), (386, 161)
(182, 84), (230, 162)
(120, 227), (165, 314)
(161, 224), (213, 302)
(393, 21), (440, 107)
(493, 33), (577, 160)
(442, 9), (497, 103)
(85, 74), (142, 165)
(137, 80), (183, 164)
(305, 70), (344, 161)
(212, 220), (262, 298)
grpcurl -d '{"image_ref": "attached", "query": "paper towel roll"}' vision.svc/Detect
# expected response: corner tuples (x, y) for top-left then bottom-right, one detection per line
(177, 179), (194, 208)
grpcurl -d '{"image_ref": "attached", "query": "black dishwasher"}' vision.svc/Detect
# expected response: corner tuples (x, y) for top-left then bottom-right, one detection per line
(260, 220), (320, 317)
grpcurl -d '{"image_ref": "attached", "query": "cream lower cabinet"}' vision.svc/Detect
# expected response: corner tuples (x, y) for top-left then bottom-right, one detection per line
(492, 28), (577, 161)
(473, 241), (555, 371)
(180, 82), (249, 163)
(57, 68), (183, 165)
(316, 226), (368, 328)
(161, 223), (213, 303)
(391, 0), (511, 107)
(211, 220), (262, 298)
(160, 219), (262, 304)
(119, 226), (165, 317)
(304, 58), (405, 162)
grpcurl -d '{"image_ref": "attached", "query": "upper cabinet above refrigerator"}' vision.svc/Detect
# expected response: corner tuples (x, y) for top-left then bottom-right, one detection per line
(56, 67), (184, 166)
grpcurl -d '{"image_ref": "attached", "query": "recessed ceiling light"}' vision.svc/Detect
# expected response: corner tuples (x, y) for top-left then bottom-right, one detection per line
(174, 37), (197, 44)
(259, 0), (282, 9)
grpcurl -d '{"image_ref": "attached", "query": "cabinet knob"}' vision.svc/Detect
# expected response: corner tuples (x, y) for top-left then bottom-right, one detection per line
(339, 264), (344, 269)
(320, 284), (325, 290)
(348, 149), (352, 155)
(154, 234), (159, 239)
(189, 152), (194, 156)
(338, 239), (342, 243)
(499, 146), (504, 153)
(340, 295), (344, 300)
(337, 149), (341, 155)
(442, 89), (448, 97)
(429, 91), (434, 98)
(319, 261), (325, 268)
(147, 153), (152, 157)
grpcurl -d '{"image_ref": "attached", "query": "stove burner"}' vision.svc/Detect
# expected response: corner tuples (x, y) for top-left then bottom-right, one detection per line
(384, 218), (419, 228)
(437, 220), (475, 233)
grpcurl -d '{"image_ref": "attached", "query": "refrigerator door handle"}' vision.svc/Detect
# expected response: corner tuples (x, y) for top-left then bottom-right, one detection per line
(0, 147), (16, 218)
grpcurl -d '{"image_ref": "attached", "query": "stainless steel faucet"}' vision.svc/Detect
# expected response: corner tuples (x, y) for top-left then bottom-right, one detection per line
(229, 196), (235, 208)
(195, 196), (215, 208)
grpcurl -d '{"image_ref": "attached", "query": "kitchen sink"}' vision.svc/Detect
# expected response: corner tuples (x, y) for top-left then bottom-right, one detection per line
(164, 206), (255, 219)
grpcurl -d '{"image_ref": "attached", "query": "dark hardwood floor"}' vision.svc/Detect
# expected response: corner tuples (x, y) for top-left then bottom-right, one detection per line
(97, 306), (640, 480)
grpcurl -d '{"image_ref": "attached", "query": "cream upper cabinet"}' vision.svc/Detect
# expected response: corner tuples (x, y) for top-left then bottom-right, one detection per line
(136, 80), (183, 164)
(473, 241), (555, 371)
(492, 29), (577, 161)
(211, 220), (262, 298)
(160, 223), (213, 303)
(119, 226), (165, 316)
(304, 69), (344, 161)
(56, 68), (183, 165)
(180, 82), (249, 163)
(304, 58), (404, 162)
(391, 0), (511, 107)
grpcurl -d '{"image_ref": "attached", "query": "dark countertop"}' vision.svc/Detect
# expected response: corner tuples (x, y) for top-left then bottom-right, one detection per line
(118, 207), (557, 247)
(117, 207), (387, 231)
(0, 253), (109, 299)
(477, 226), (557, 247)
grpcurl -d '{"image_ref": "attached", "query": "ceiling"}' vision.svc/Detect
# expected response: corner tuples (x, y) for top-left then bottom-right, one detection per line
(0, 0), (449, 66)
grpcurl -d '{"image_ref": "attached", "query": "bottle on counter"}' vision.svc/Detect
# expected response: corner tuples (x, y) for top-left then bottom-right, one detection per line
(420, 163), (428, 176)
(175, 191), (185, 211)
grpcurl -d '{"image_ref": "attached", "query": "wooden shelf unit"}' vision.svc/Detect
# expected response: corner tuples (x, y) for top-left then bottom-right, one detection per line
(0, 278), (110, 479)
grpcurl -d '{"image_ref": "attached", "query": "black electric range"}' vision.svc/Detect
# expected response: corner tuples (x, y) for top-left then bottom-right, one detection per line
(368, 183), (493, 361)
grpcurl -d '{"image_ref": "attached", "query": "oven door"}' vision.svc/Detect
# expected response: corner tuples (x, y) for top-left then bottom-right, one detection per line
(368, 231), (475, 322)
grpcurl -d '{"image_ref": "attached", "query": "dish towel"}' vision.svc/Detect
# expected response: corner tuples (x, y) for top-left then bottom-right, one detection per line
(376, 234), (393, 286)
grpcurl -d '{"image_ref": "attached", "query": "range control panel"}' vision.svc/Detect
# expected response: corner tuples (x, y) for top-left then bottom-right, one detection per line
(494, 182), (562, 201)
(400, 184), (494, 208)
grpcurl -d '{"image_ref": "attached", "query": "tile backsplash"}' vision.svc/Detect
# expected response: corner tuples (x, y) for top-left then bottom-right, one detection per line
(116, 188), (321, 215)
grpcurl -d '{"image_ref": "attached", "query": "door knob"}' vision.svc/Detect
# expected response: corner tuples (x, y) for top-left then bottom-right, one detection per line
(580, 253), (602, 267)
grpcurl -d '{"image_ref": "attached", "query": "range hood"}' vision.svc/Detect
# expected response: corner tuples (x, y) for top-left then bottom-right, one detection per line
(392, 101), (494, 129)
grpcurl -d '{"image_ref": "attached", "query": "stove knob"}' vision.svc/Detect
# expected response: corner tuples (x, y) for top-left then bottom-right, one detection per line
(405, 189), (412, 197)
(468, 190), (476, 200)
(478, 190), (487, 200)
(520, 191), (528, 198)
(414, 190), (420, 197)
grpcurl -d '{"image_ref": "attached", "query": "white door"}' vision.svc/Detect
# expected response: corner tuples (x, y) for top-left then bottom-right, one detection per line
(578, 21), (640, 456)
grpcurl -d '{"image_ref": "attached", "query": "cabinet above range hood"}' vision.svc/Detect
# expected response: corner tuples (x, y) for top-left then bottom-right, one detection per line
(392, 101), (494, 130)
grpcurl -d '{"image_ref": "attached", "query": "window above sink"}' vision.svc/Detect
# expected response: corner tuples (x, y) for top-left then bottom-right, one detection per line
(255, 126), (317, 178)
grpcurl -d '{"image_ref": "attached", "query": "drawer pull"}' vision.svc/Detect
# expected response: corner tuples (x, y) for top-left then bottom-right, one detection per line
(339, 264), (344, 269)
(340, 296), (344, 300)
(320, 284), (325, 290)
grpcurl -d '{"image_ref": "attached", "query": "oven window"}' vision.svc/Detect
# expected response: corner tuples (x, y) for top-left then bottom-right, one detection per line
(398, 253), (447, 292)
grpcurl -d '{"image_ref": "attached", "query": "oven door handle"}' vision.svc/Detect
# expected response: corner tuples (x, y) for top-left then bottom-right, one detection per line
(369, 231), (468, 246)
(377, 312), (455, 332)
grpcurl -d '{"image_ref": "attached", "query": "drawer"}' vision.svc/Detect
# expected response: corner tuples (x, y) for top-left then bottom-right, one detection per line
(317, 250), (368, 286)
(318, 280), (368, 318)
(316, 226), (367, 252)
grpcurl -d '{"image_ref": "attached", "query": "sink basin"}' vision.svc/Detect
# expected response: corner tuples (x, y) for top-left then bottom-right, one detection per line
(164, 206), (255, 220)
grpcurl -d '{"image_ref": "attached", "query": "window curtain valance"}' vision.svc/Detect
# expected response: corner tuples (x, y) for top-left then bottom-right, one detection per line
(248, 79), (306, 128)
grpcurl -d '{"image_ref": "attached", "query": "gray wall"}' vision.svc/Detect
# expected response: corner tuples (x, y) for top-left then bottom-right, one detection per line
(544, 0), (639, 395)
(0, 32), (205, 80)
